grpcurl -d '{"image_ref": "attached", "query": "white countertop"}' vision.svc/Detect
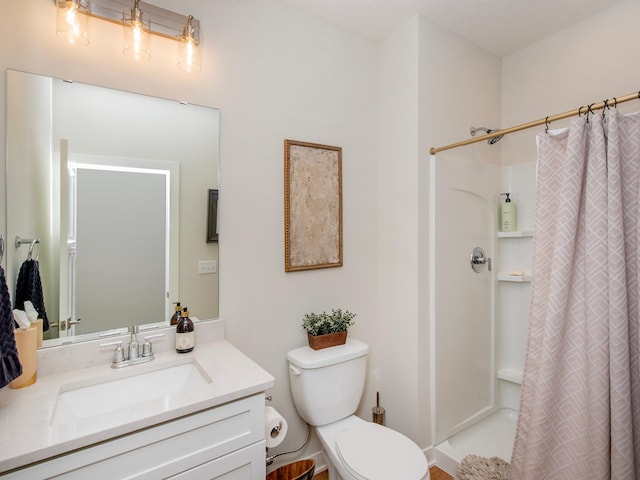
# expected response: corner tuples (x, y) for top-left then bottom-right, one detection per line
(0, 326), (274, 474)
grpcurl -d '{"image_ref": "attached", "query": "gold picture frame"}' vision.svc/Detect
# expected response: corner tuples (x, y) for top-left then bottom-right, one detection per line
(284, 139), (343, 272)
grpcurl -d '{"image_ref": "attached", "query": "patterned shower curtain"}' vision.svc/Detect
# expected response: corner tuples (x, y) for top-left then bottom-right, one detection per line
(510, 109), (640, 479)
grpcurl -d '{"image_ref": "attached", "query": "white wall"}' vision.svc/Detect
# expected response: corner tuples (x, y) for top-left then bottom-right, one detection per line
(376, 15), (421, 446)
(211, 0), (382, 462)
(0, 0), (380, 465)
(502, 0), (640, 166)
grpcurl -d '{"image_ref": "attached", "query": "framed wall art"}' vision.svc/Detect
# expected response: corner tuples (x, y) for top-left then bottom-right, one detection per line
(284, 139), (343, 272)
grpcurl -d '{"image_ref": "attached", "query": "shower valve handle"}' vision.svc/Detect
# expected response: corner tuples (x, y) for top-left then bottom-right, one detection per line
(470, 247), (491, 273)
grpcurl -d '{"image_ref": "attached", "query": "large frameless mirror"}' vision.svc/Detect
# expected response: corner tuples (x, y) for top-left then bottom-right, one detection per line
(6, 69), (220, 346)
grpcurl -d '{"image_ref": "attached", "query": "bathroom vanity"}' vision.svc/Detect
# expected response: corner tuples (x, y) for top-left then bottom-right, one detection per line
(0, 320), (274, 479)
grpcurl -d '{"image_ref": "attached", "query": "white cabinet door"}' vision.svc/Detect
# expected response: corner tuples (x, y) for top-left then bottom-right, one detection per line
(168, 442), (265, 480)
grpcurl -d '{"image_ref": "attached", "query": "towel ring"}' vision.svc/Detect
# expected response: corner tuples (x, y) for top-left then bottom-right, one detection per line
(28, 239), (38, 261)
(15, 235), (41, 261)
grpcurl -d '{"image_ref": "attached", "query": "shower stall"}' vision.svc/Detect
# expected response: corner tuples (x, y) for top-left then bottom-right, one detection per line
(429, 155), (534, 474)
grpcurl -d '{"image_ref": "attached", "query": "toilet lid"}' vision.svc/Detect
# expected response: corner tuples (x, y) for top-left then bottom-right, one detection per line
(335, 422), (428, 480)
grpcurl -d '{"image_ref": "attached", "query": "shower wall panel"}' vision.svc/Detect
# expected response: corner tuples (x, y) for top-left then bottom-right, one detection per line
(431, 155), (498, 443)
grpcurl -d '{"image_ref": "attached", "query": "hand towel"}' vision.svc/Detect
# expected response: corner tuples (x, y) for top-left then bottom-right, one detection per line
(14, 259), (49, 331)
(0, 266), (22, 388)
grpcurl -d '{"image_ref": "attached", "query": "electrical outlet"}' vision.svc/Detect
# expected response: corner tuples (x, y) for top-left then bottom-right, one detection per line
(198, 260), (217, 274)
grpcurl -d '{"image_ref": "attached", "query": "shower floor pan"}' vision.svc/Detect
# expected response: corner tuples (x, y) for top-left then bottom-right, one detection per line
(434, 408), (517, 476)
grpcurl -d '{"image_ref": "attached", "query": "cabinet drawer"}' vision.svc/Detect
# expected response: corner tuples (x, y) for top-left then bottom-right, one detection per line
(168, 442), (265, 480)
(2, 394), (264, 480)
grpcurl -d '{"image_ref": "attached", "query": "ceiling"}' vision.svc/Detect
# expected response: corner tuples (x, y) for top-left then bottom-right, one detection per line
(278, 0), (626, 57)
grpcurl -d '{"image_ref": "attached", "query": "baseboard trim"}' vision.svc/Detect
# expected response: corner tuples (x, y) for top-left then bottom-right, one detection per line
(307, 450), (328, 473)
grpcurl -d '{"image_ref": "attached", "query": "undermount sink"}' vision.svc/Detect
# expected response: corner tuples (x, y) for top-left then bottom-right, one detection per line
(51, 360), (212, 426)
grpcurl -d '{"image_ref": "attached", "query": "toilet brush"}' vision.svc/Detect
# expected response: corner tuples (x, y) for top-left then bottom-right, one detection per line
(372, 391), (385, 425)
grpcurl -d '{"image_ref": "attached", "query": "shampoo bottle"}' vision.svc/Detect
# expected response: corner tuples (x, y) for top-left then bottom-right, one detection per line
(169, 301), (181, 325)
(500, 193), (516, 232)
(176, 307), (195, 353)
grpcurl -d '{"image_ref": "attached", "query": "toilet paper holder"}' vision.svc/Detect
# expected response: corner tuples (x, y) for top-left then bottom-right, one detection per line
(270, 421), (283, 438)
(265, 394), (282, 438)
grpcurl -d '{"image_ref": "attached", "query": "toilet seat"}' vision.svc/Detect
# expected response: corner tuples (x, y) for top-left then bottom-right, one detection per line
(335, 422), (428, 480)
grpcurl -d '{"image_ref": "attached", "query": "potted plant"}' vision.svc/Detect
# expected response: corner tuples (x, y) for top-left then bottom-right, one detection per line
(302, 308), (356, 350)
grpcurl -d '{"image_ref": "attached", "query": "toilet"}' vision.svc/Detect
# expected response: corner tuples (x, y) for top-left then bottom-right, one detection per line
(287, 339), (430, 480)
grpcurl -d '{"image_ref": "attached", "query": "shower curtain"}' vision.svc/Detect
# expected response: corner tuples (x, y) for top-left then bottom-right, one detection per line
(510, 110), (640, 479)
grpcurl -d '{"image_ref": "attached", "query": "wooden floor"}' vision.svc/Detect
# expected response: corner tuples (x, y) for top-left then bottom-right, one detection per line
(313, 466), (453, 479)
(430, 466), (454, 480)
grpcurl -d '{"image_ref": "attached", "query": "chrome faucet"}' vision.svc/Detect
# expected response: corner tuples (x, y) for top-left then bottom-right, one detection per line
(128, 325), (141, 361)
(104, 326), (164, 369)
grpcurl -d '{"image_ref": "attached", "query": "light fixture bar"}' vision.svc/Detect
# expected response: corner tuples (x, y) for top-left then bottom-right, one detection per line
(53, 0), (200, 42)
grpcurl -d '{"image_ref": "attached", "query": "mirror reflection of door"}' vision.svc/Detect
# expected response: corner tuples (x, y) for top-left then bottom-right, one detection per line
(63, 153), (176, 336)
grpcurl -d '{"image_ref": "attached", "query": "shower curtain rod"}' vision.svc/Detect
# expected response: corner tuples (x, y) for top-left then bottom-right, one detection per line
(429, 90), (640, 155)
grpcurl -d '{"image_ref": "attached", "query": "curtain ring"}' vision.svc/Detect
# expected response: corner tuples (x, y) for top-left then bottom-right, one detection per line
(587, 103), (595, 123)
(578, 106), (585, 117)
(545, 116), (550, 133)
(613, 97), (617, 108)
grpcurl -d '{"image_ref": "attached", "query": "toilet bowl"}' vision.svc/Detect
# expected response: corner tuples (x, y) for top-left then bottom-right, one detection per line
(287, 339), (430, 480)
(316, 415), (429, 480)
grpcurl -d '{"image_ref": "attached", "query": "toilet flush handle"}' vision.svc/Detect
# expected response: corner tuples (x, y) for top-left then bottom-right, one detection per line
(289, 364), (301, 376)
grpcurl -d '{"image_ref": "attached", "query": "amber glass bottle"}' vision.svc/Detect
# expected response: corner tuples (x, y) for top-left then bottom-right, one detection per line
(175, 307), (195, 353)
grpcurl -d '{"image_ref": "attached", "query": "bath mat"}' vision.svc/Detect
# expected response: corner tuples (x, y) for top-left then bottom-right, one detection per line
(456, 454), (510, 480)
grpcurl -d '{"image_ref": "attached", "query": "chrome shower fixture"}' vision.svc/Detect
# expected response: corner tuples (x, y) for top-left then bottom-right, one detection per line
(470, 126), (504, 144)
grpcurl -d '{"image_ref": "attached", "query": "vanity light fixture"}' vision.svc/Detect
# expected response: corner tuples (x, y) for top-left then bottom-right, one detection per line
(56, 0), (90, 46)
(53, 0), (202, 72)
(122, 0), (151, 61)
(177, 15), (201, 73)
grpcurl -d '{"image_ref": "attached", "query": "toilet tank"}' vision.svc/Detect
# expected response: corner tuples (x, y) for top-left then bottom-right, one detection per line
(287, 339), (369, 426)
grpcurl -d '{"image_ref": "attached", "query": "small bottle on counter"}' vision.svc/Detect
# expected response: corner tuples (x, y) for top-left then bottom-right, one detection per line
(169, 301), (182, 325)
(175, 307), (195, 353)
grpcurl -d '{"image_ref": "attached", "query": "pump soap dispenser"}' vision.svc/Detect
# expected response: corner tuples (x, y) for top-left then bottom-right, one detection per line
(170, 301), (181, 325)
(500, 193), (516, 232)
(176, 307), (195, 353)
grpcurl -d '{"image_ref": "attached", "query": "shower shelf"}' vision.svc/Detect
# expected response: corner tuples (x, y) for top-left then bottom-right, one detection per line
(498, 273), (531, 282)
(497, 368), (523, 385)
(497, 230), (534, 238)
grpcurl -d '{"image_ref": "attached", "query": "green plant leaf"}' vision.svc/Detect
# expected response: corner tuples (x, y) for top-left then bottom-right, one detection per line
(301, 309), (356, 335)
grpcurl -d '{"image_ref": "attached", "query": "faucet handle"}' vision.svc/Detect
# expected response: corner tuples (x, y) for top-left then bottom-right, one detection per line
(141, 333), (164, 358)
(113, 344), (126, 364)
(142, 339), (153, 357)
